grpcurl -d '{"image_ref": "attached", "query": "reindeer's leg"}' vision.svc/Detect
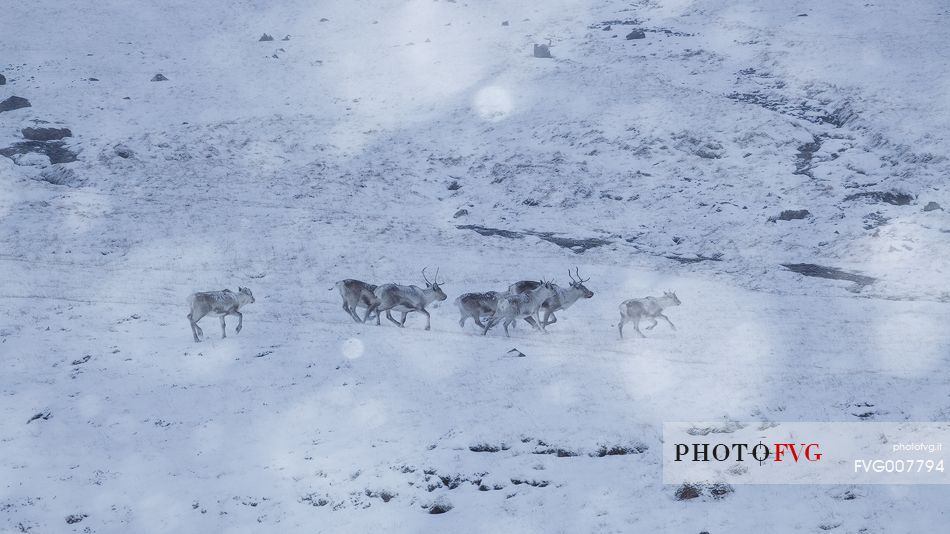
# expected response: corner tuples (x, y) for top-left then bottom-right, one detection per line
(220, 315), (227, 338)
(645, 316), (658, 330)
(366, 303), (381, 325)
(633, 316), (646, 338)
(473, 315), (486, 329)
(459, 313), (467, 328)
(344, 302), (361, 323)
(524, 316), (541, 331)
(234, 310), (243, 333)
(420, 309), (431, 331)
(542, 310), (557, 328)
(618, 314), (625, 339)
(482, 316), (497, 336)
(190, 309), (208, 340)
(399, 311), (409, 327)
(503, 319), (512, 338)
(658, 313), (676, 331)
(188, 313), (201, 342)
(362, 305), (376, 323)
(385, 310), (401, 326)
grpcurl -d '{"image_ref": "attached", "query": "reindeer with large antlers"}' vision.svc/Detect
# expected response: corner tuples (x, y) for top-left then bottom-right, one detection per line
(367, 268), (448, 330)
(508, 267), (594, 330)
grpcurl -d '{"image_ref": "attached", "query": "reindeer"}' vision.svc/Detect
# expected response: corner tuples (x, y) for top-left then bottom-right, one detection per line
(336, 279), (379, 323)
(187, 287), (255, 342)
(510, 267), (593, 330)
(618, 291), (681, 339)
(367, 268), (447, 330)
(455, 291), (506, 329)
(484, 280), (557, 337)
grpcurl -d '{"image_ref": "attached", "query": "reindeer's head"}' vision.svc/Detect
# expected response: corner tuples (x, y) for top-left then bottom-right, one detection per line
(238, 286), (256, 303)
(663, 290), (681, 306)
(568, 267), (593, 298)
(423, 267), (448, 301)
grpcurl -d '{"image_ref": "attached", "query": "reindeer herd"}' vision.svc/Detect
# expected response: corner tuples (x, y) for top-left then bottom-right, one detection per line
(185, 267), (682, 342)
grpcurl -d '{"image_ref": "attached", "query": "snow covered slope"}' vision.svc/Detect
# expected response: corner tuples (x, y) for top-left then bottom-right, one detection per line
(1, 0), (949, 532)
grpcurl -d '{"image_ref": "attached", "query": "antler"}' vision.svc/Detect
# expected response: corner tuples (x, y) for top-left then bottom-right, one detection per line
(435, 267), (442, 285)
(575, 267), (590, 282)
(422, 267), (431, 284)
(568, 269), (576, 282)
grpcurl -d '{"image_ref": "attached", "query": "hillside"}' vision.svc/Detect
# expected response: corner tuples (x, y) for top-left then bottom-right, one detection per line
(2, 1), (949, 532)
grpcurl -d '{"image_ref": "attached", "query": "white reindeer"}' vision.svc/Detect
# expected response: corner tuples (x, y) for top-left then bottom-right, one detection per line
(187, 287), (255, 342)
(367, 268), (448, 330)
(618, 291), (681, 339)
(509, 267), (593, 330)
(455, 291), (506, 329)
(336, 279), (379, 323)
(484, 280), (557, 337)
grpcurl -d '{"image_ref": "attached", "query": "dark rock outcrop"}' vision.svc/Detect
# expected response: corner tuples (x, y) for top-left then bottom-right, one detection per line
(22, 127), (72, 141)
(0, 96), (31, 112)
(533, 44), (552, 58)
(0, 141), (78, 164)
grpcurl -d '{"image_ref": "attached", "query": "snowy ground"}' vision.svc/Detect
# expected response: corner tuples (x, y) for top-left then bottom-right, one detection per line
(2, 0), (949, 532)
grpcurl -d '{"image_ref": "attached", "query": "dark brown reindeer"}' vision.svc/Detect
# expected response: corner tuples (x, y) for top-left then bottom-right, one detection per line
(336, 279), (380, 323)
(187, 287), (255, 342)
(455, 290), (507, 330)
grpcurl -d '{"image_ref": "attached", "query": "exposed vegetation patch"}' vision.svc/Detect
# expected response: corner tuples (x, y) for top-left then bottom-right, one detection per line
(510, 478), (549, 487)
(457, 225), (611, 253)
(533, 448), (579, 457)
(794, 137), (822, 178)
(665, 253), (723, 264)
(299, 493), (330, 507)
(591, 444), (648, 457)
(469, 443), (510, 453)
(768, 209), (811, 222)
(843, 191), (915, 206)
(674, 483), (734, 501)
(782, 263), (876, 287)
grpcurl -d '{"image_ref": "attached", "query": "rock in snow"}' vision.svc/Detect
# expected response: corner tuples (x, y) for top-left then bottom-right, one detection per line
(768, 209), (811, 222)
(533, 44), (552, 58)
(0, 95), (31, 112)
(151, 73), (168, 81)
(22, 127), (72, 141)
